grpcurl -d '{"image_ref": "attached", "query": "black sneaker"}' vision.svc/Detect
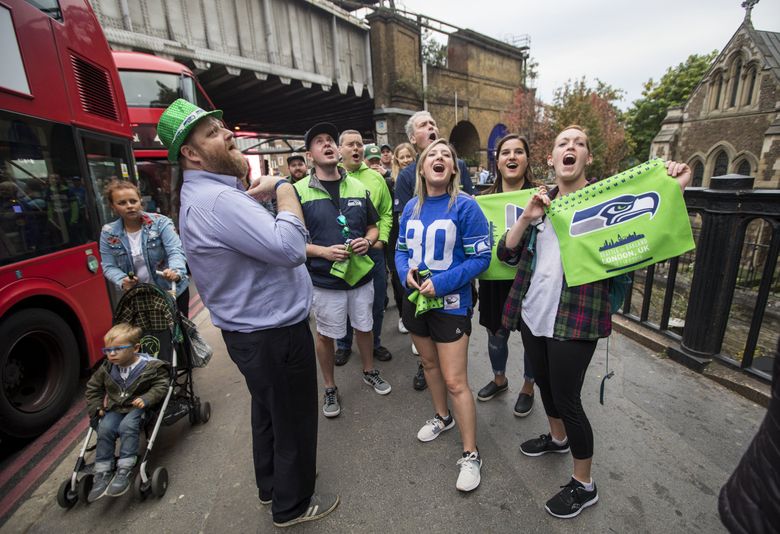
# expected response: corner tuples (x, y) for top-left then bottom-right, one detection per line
(477, 380), (509, 401)
(259, 488), (272, 505)
(513, 393), (534, 417)
(373, 346), (392, 362)
(520, 434), (570, 457)
(413, 362), (427, 391)
(273, 493), (340, 527)
(545, 478), (599, 518)
(334, 348), (351, 366)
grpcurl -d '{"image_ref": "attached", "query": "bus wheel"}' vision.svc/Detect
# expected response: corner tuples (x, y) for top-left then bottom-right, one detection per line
(0, 309), (80, 439)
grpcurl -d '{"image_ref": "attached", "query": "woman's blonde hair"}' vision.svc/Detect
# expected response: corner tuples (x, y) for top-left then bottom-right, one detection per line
(103, 179), (140, 205)
(391, 142), (416, 183)
(413, 138), (460, 217)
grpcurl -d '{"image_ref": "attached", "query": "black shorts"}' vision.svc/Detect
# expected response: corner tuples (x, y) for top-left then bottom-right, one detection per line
(401, 298), (472, 343)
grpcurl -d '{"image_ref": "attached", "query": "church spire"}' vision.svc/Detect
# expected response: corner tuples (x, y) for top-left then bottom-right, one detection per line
(741, 0), (758, 24)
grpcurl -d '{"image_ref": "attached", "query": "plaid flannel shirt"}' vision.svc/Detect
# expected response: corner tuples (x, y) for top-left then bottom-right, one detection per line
(497, 196), (612, 341)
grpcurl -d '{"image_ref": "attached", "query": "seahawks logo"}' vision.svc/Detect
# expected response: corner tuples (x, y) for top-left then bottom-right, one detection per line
(570, 192), (660, 237)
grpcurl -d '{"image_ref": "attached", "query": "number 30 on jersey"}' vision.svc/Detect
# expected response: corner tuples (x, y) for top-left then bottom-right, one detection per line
(405, 220), (457, 270)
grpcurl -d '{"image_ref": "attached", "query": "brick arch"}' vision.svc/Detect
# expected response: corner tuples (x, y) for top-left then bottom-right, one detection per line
(731, 151), (758, 176)
(704, 143), (737, 184)
(687, 154), (705, 187)
(449, 120), (481, 163)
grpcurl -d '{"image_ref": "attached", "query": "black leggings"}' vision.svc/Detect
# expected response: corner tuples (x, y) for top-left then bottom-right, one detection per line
(519, 319), (597, 460)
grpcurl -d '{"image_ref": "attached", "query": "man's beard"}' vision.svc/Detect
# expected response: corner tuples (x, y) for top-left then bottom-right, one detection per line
(201, 147), (247, 178)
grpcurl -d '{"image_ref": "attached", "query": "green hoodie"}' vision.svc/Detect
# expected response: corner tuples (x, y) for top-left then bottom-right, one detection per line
(340, 162), (393, 244)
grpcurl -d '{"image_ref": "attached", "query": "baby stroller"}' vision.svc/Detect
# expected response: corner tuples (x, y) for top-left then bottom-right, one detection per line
(57, 280), (211, 508)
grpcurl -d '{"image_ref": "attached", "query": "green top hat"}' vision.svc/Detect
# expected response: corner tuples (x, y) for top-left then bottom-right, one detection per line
(364, 144), (382, 160)
(157, 98), (223, 162)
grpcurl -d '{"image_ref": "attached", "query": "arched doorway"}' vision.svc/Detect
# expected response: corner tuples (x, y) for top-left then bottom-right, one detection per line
(487, 123), (508, 176)
(449, 121), (480, 164)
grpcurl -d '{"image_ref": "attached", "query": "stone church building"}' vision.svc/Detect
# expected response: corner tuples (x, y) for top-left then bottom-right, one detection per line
(650, 6), (779, 188)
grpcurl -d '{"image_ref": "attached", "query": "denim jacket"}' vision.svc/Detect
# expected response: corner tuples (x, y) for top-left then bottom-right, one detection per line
(99, 212), (189, 297)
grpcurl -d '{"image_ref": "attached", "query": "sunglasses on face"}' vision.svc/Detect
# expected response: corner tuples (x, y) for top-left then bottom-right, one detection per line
(101, 344), (133, 355)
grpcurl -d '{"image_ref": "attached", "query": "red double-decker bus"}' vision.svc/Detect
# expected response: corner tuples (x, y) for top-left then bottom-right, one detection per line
(112, 51), (215, 224)
(0, 0), (135, 438)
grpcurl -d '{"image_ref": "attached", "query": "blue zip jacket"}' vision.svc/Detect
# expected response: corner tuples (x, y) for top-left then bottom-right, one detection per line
(99, 212), (189, 297)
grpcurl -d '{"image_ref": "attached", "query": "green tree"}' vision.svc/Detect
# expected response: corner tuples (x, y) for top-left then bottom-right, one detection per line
(421, 29), (447, 67)
(625, 51), (717, 161)
(549, 78), (632, 179)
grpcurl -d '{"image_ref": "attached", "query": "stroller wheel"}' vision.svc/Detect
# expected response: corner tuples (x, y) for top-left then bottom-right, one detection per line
(188, 405), (198, 425)
(151, 467), (169, 498)
(77, 474), (94, 504)
(57, 479), (78, 509)
(198, 402), (211, 424)
(134, 473), (150, 501)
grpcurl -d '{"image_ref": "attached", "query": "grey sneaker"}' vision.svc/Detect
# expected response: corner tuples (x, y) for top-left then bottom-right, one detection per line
(106, 466), (132, 497)
(363, 370), (391, 395)
(323, 387), (341, 418)
(417, 412), (455, 442)
(273, 493), (340, 527)
(88, 471), (113, 502)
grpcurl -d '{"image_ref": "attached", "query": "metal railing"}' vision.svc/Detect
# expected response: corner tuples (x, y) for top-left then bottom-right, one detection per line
(618, 174), (780, 382)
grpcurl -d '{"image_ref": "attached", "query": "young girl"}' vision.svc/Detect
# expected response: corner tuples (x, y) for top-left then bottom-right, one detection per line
(499, 125), (691, 518)
(395, 139), (491, 492)
(476, 134), (536, 416)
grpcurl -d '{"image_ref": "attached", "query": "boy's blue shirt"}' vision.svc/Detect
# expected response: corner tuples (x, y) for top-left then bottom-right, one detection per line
(395, 192), (491, 315)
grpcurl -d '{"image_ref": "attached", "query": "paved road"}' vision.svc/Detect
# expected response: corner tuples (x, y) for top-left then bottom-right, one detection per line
(4, 305), (765, 533)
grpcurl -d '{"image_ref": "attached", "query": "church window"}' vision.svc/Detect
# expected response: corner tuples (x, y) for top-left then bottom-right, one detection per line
(737, 159), (751, 176)
(729, 57), (742, 108)
(692, 161), (704, 187)
(713, 151), (729, 177)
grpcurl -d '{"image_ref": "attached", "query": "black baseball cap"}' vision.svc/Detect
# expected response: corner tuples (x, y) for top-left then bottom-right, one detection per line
(304, 122), (339, 149)
(380, 143), (392, 151)
(287, 153), (305, 165)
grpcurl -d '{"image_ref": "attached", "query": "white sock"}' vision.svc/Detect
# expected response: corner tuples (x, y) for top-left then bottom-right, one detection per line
(573, 475), (594, 491)
(551, 435), (568, 446)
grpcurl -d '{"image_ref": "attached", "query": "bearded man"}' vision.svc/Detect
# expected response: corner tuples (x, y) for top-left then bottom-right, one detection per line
(157, 99), (338, 528)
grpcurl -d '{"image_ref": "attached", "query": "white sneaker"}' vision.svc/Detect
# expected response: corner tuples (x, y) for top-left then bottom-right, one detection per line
(398, 318), (409, 334)
(456, 451), (482, 492)
(417, 413), (455, 442)
(411, 342), (419, 355)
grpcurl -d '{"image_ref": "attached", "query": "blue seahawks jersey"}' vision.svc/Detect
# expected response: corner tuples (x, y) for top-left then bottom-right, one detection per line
(395, 193), (491, 315)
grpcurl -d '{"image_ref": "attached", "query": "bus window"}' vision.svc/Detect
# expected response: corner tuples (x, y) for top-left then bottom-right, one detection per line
(0, 111), (91, 264)
(81, 136), (135, 225)
(182, 76), (214, 111)
(136, 160), (181, 224)
(118, 71), (180, 108)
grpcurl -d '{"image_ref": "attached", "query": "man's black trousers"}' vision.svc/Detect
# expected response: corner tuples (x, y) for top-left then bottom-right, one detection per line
(221, 319), (318, 523)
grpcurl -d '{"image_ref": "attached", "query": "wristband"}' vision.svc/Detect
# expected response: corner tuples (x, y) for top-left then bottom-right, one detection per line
(366, 238), (374, 247)
(275, 179), (289, 191)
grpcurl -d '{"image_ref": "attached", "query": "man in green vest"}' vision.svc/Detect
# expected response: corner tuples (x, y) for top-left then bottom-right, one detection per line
(294, 123), (392, 419)
(334, 133), (394, 366)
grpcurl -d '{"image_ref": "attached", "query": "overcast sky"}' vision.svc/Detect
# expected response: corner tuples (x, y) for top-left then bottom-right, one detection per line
(390, 0), (780, 109)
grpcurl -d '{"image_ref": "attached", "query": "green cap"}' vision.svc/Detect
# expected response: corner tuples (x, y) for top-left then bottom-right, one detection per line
(364, 144), (382, 160)
(157, 98), (223, 162)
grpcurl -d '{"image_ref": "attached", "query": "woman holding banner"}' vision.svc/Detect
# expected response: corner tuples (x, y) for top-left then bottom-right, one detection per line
(395, 138), (491, 492)
(476, 134), (537, 416)
(498, 125), (691, 519)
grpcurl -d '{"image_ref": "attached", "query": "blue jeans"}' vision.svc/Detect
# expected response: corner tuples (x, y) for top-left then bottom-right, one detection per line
(338, 248), (386, 350)
(95, 409), (145, 472)
(487, 327), (534, 381)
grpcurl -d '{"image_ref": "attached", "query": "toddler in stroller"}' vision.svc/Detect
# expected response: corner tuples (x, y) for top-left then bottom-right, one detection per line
(84, 323), (168, 501)
(57, 282), (211, 508)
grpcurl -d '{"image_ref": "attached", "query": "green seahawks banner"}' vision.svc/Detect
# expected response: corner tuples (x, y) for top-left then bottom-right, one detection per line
(475, 188), (538, 280)
(547, 159), (695, 287)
